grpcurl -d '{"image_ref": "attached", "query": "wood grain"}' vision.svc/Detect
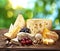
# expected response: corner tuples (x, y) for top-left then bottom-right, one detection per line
(0, 29), (60, 51)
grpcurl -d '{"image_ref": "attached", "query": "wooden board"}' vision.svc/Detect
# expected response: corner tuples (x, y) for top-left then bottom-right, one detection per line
(0, 29), (60, 51)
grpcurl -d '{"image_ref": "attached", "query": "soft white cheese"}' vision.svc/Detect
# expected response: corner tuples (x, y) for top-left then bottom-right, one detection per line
(35, 33), (42, 40)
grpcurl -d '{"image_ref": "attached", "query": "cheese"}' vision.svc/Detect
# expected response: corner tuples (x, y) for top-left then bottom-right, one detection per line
(27, 19), (52, 34)
(17, 32), (28, 40)
(42, 38), (54, 45)
(11, 38), (19, 45)
(9, 23), (13, 32)
(4, 25), (20, 39)
(14, 14), (25, 29)
(35, 33), (42, 40)
(43, 28), (59, 41)
(43, 28), (50, 39)
(4, 14), (25, 39)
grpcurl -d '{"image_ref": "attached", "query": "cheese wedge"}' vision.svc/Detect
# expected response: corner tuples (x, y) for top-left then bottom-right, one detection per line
(27, 19), (52, 34)
(4, 25), (21, 39)
(14, 14), (25, 28)
(9, 23), (13, 32)
(4, 14), (25, 39)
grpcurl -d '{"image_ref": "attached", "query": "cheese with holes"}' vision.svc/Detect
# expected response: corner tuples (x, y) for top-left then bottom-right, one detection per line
(27, 19), (52, 34)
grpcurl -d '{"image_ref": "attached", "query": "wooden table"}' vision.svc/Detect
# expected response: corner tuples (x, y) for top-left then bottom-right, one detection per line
(0, 29), (60, 51)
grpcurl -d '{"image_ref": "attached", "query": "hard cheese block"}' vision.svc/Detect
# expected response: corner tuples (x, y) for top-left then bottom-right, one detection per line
(27, 19), (52, 34)
(4, 14), (25, 39)
(14, 14), (25, 28)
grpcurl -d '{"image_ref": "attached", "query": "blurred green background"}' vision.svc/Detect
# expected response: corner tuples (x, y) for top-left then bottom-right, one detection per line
(0, 0), (60, 30)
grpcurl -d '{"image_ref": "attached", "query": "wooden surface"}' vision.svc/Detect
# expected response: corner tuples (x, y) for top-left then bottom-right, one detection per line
(0, 29), (60, 51)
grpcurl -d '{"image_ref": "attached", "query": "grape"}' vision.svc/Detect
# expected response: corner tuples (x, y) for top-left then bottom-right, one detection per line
(26, 40), (29, 45)
(21, 38), (25, 41)
(24, 37), (30, 40)
(20, 41), (26, 46)
(20, 27), (31, 33)
(28, 40), (32, 44)
(20, 37), (32, 46)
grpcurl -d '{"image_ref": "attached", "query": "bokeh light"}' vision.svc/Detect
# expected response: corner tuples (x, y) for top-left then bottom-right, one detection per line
(9, 0), (36, 9)
(0, 0), (60, 29)
(7, 11), (13, 18)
